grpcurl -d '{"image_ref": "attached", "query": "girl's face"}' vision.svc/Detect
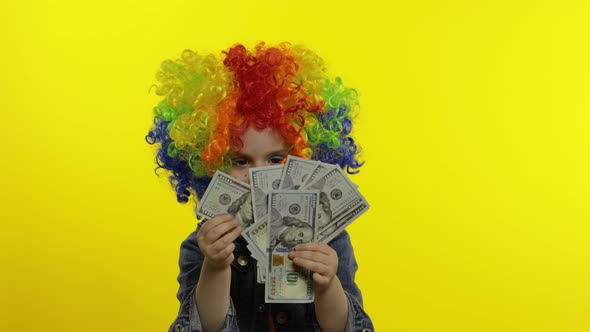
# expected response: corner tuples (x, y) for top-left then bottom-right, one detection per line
(228, 126), (287, 184)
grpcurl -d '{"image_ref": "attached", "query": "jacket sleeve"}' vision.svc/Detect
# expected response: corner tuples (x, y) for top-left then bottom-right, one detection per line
(168, 223), (239, 332)
(315, 231), (375, 332)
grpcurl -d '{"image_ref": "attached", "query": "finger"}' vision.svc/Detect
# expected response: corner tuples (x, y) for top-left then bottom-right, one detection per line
(197, 219), (238, 249)
(292, 257), (330, 276)
(200, 214), (235, 233)
(210, 226), (242, 254)
(289, 250), (329, 263)
(211, 242), (235, 261)
(199, 215), (234, 245)
(206, 219), (238, 244)
(294, 242), (335, 255)
(204, 218), (239, 244)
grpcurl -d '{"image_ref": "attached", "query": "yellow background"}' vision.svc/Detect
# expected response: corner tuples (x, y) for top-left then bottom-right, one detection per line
(1, 0), (589, 331)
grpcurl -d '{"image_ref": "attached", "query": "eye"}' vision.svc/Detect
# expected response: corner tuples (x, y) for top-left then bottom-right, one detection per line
(269, 155), (285, 164)
(232, 159), (249, 167)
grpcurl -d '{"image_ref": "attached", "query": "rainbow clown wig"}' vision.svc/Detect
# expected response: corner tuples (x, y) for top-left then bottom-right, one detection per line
(146, 42), (364, 203)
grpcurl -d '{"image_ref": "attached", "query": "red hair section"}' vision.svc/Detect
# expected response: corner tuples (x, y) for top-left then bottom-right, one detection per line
(201, 42), (324, 174)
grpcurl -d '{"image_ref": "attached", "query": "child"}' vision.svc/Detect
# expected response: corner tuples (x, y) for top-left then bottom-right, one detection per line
(146, 42), (374, 332)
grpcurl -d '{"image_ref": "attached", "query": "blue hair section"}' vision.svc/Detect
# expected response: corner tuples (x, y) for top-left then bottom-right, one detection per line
(146, 118), (211, 202)
(310, 104), (364, 174)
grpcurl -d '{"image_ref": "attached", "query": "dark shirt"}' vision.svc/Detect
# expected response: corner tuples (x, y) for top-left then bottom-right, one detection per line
(168, 222), (374, 332)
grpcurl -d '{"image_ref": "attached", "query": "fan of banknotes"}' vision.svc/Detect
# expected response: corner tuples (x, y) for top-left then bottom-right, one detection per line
(196, 155), (370, 303)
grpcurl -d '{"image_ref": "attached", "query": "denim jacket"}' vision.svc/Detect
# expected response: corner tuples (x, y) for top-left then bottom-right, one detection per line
(168, 222), (374, 332)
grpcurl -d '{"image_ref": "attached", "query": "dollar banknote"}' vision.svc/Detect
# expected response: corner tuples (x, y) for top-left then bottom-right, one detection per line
(265, 190), (319, 303)
(195, 157), (369, 291)
(245, 218), (269, 283)
(249, 165), (284, 224)
(302, 161), (337, 187)
(279, 156), (321, 190)
(242, 165), (284, 281)
(195, 171), (254, 229)
(304, 167), (369, 243)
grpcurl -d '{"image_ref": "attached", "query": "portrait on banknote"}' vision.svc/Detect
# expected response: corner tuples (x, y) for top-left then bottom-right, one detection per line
(317, 191), (337, 237)
(227, 191), (255, 227)
(273, 216), (314, 248)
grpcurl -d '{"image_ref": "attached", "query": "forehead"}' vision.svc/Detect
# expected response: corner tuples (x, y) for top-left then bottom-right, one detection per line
(236, 126), (285, 155)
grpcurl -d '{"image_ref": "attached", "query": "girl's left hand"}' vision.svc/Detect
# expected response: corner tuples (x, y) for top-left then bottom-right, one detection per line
(288, 242), (338, 292)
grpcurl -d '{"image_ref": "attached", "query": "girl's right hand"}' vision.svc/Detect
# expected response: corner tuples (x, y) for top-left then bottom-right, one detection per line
(196, 214), (242, 270)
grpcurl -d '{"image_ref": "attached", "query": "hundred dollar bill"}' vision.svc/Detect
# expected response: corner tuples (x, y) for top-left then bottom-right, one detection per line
(279, 156), (320, 190)
(258, 264), (267, 283)
(247, 244), (263, 261)
(304, 162), (359, 189)
(304, 167), (369, 243)
(302, 161), (337, 187)
(250, 165), (284, 224)
(243, 219), (269, 264)
(246, 221), (268, 283)
(246, 243), (267, 284)
(265, 190), (319, 303)
(195, 171), (254, 229)
(242, 165), (284, 262)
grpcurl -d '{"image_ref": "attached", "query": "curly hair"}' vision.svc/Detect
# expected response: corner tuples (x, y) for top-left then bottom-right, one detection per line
(146, 42), (364, 203)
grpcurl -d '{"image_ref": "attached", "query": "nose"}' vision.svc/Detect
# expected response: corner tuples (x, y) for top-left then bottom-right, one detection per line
(253, 159), (266, 168)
